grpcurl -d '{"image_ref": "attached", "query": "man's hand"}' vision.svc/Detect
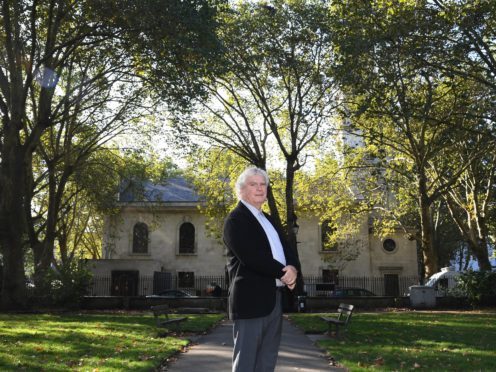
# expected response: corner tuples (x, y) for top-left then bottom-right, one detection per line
(281, 265), (298, 290)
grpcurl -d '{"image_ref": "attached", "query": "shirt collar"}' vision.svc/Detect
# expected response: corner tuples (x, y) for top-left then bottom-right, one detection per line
(240, 199), (263, 217)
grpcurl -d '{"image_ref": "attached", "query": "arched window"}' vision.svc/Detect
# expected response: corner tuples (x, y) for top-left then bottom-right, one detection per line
(321, 220), (337, 251)
(179, 222), (195, 254)
(132, 222), (148, 254)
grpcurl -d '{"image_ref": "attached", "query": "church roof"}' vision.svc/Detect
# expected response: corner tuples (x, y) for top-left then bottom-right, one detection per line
(119, 177), (202, 203)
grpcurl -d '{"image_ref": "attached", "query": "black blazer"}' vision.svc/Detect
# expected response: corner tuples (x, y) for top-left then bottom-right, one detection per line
(223, 201), (298, 320)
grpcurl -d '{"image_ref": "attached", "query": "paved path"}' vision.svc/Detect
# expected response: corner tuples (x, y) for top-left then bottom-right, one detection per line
(163, 318), (345, 371)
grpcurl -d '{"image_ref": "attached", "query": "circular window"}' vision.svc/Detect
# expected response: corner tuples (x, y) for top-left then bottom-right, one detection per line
(382, 238), (397, 252)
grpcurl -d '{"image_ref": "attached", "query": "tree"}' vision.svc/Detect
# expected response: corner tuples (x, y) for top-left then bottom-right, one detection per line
(0, 0), (222, 308)
(175, 0), (339, 266)
(185, 148), (247, 241)
(59, 148), (177, 258)
(329, 0), (495, 277)
(425, 0), (496, 271)
(424, 1), (496, 96)
(440, 135), (495, 271)
(295, 153), (368, 271)
(26, 52), (149, 292)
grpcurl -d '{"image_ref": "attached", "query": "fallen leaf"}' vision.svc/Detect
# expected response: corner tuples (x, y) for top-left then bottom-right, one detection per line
(374, 357), (384, 366)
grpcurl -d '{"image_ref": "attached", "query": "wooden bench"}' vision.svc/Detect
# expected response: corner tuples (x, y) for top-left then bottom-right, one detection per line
(320, 303), (354, 338)
(176, 307), (210, 314)
(151, 304), (188, 333)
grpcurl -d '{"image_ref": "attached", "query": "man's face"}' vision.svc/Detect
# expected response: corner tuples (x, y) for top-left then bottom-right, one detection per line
(240, 174), (267, 210)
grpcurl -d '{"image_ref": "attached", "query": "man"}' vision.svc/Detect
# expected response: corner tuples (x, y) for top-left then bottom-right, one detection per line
(223, 166), (299, 372)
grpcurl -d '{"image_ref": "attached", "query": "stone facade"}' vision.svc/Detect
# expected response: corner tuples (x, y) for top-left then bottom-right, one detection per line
(87, 178), (419, 296)
(89, 198), (418, 277)
(296, 216), (418, 278)
(92, 203), (226, 276)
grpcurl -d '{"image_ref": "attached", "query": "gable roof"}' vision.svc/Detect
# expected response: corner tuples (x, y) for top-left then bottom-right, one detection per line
(119, 177), (202, 203)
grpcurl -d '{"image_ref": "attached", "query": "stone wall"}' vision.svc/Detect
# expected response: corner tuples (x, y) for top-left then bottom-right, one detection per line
(99, 205), (419, 279)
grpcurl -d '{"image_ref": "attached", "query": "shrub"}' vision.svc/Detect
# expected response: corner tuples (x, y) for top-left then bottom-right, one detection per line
(44, 260), (93, 307)
(457, 270), (496, 307)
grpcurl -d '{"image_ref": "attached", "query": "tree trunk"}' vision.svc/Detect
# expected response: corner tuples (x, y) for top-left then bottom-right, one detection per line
(31, 166), (60, 291)
(445, 193), (493, 271)
(0, 130), (28, 309)
(418, 182), (438, 278)
(285, 166), (298, 254)
(467, 201), (492, 271)
(468, 238), (492, 271)
(285, 164), (305, 296)
(266, 186), (283, 232)
(0, 238), (27, 309)
(32, 240), (55, 293)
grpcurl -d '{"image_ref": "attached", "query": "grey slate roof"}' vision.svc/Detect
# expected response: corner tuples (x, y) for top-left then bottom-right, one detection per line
(119, 177), (202, 203)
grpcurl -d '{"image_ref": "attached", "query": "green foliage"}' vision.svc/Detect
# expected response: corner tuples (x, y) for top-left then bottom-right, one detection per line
(175, 0), (339, 245)
(75, 149), (179, 259)
(41, 260), (93, 307)
(457, 270), (496, 307)
(0, 0), (223, 308)
(290, 311), (496, 371)
(328, 0), (496, 276)
(119, 149), (179, 186)
(295, 155), (368, 269)
(185, 148), (247, 240)
(86, 0), (225, 107)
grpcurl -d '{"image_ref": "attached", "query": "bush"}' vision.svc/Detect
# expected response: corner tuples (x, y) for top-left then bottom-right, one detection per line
(457, 270), (496, 307)
(43, 260), (93, 307)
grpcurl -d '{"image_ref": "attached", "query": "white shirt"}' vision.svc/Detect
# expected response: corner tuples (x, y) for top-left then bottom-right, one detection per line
(240, 200), (286, 286)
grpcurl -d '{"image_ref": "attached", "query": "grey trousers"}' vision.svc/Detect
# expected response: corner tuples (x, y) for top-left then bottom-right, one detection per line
(232, 290), (283, 372)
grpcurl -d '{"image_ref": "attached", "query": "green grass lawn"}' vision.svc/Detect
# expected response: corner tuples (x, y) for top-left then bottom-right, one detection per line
(0, 311), (224, 371)
(289, 310), (496, 371)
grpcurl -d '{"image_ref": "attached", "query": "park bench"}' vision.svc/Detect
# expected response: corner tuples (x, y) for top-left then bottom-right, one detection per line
(320, 303), (354, 338)
(151, 304), (188, 332)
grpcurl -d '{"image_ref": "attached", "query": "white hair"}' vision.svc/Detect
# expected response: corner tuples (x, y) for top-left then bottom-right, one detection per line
(235, 166), (269, 199)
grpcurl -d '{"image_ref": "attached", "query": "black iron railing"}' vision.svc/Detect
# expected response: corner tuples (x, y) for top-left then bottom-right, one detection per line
(87, 274), (419, 297)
